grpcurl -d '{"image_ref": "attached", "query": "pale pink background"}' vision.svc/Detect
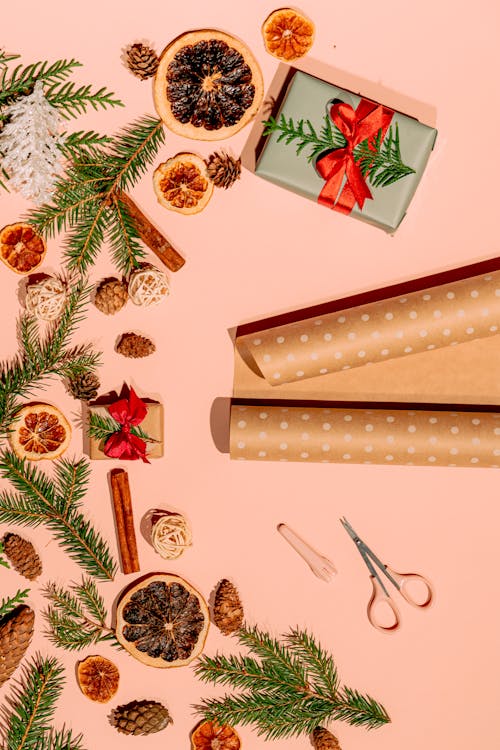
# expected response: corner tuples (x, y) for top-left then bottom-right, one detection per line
(1, 1), (499, 748)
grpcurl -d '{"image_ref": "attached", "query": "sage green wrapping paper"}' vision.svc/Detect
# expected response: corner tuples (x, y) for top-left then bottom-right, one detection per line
(255, 70), (437, 231)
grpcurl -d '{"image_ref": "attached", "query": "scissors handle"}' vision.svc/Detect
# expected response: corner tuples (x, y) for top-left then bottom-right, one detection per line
(367, 576), (400, 632)
(386, 566), (433, 609)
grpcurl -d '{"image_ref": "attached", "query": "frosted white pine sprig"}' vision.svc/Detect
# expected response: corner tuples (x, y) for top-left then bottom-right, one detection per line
(0, 80), (63, 204)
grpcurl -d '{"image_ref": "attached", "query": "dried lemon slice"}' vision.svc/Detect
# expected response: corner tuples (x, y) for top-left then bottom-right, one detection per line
(154, 30), (263, 140)
(262, 8), (315, 61)
(0, 223), (46, 274)
(9, 403), (71, 461)
(153, 153), (213, 215)
(115, 573), (209, 668)
(191, 720), (241, 750)
(77, 655), (119, 703)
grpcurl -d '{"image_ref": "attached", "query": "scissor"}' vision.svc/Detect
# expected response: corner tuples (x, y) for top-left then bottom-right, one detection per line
(340, 518), (433, 633)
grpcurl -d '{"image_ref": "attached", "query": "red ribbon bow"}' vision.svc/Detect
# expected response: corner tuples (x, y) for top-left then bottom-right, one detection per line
(104, 388), (150, 463)
(316, 99), (393, 213)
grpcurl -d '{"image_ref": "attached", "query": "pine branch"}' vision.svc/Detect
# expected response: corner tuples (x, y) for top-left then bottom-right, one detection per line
(33, 727), (84, 750)
(43, 81), (123, 120)
(42, 579), (118, 652)
(0, 589), (29, 621)
(0, 451), (116, 581)
(0, 59), (81, 108)
(194, 625), (390, 739)
(88, 412), (155, 444)
(2, 654), (64, 750)
(263, 115), (415, 186)
(0, 539), (9, 569)
(28, 116), (165, 275)
(0, 280), (100, 437)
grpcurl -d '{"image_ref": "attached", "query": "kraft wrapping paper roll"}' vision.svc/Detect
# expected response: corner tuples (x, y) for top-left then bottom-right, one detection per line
(237, 270), (500, 386)
(230, 404), (500, 468)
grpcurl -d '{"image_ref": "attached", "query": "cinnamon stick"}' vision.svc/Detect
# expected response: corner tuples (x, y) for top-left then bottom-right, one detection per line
(117, 190), (185, 272)
(110, 469), (140, 574)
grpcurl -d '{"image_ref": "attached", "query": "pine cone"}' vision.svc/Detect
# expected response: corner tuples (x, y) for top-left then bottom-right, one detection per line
(94, 278), (128, 315)
(116, 333), (156, 359)
(312, 726), (341, 750)
(110, 700), (172, 735)
(206, 152), (241, 189)
(0, 605), (35, 687)
(213, 579), (244, 635)
(68, 372), (100, 401)
(125, 43), (160, 80)
(3, 533), (42, 580)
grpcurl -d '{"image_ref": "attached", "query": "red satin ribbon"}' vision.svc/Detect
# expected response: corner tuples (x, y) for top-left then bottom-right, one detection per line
(316, 99), (393, 213)
(104, 387), (150, 463)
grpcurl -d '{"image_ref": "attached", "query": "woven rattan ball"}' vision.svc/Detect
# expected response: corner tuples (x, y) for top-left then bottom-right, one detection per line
(25, 276), (67, 321)
(128, 265), (169, 307)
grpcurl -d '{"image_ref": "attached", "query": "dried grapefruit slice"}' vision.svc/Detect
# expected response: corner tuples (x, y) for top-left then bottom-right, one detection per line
(0, 223), (46, 274)
(191, 720), (241, 750)
(9, 403), (71, 461)
(154, 30), (264, 140)
(116, 573), (209, 668)
(262, 8), (315, 61)
(153, 153), (213, 215)
(77, 655), (120, 703)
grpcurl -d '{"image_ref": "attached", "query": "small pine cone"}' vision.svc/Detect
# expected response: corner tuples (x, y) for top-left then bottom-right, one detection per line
(0, 605), (35, 687)
(3, 533), (42, 580)
(125, 43), (160, 80)
(94, 278), (128, 315)
(110, 700), (172, 736)
(68, 372), (100, 401)
(206, 152), (241, 189)
(116, 333), (156, 359)
(312, 726), (341, 750)
(213, 579), (244, 635)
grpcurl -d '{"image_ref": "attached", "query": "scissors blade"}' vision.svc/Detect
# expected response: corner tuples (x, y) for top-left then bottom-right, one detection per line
(340, 517), (391, 596)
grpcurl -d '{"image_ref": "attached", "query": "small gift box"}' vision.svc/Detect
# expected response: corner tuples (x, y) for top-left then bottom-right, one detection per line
(256, 70), (437, 231)
(88, 386), (164, 462)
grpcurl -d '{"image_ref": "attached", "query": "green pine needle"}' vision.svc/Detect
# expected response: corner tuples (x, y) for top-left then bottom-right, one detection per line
(194, 624), (390, 739)
(263, 114), (415, 188)
(28, 115), (165, 274)
(0, 589), (30, 621)
(42, 579), (118, 652)
(0, 451), (116, 581)
(0, 539), (9, 569)
(1, 653), (86, 750)
(88, 411), (155, 445)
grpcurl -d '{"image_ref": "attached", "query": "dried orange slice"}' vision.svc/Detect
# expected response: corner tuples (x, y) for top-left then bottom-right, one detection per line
(154, 30), (264, 140)
(0, 223), (46, 274)
(191, 720), (241, 750)
(115, 573), (209, 668)
(77, 655), (120, 703)
(9, 403), (71, 461)
(262, 8), (315, 61)
(153, 153), (213, 215)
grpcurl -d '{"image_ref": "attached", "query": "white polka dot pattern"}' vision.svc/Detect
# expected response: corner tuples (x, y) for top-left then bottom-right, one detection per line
(230, 405), (500, 468)
(238, 272), (500, 386)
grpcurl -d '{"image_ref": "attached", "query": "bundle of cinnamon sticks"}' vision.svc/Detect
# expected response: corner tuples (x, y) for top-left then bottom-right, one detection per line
(110, 469), (140, 574)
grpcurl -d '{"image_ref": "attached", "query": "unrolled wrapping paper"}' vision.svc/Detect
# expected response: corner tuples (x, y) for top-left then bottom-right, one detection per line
(229, 262), (500, 467)
(237, 270), (500, 386)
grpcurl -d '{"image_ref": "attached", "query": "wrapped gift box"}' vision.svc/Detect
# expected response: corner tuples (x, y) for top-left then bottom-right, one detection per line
(88, 394), (164, 460)
(255, 70), (437, 232)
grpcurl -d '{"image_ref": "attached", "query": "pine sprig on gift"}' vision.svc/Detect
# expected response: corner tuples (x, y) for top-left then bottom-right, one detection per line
(0, 280), (101, 436)
(42, 578), (118, 652)
(27, 116), (165, 274)
(88, 412), (155, 444)
(0, 451), (116, 581)
(194, 624), (390, 740)
(263, 114), (415, 187)
(1, 653), (85, 750)
(0, 589), (30, 621)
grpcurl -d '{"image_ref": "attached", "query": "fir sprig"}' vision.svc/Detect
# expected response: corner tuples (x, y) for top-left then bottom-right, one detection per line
(42, 578), (118, 651)
(0, 280), (100, 437)
(0, 653), (85, 750)
(88, 412), (155, 444)
(263, 114), (415, 188)
(28, 116), (165, 274)
(0, 539), (9, 569)
(0, 452), (116, 581)
(194, 624), (390, 739)
(0, 589), (29, 621)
